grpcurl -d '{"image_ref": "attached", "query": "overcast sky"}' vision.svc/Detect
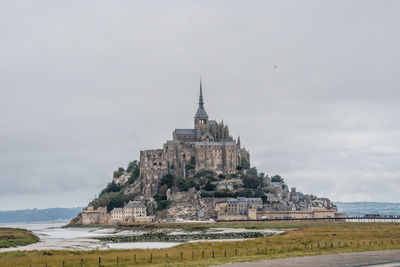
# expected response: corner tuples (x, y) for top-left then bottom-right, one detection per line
(1, 1), (400, 210)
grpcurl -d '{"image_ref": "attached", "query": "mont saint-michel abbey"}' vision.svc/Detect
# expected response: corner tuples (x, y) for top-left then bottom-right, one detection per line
(139, 80), (250, 197)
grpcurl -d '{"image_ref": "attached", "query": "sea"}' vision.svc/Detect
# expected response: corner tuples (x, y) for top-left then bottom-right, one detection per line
(335, 202), (400, 217)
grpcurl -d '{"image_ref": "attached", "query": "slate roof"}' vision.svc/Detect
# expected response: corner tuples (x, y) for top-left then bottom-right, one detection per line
(174, 129), (197, 135)
(110, 208), (123, 213)
(195, 105), (208, 118)
(195, 142), (236, 146)
(125, 200), (145, 209)
(209, 120), (217, 125)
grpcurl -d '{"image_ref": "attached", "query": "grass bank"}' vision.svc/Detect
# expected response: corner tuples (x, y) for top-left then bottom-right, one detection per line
(0, 228), (39, 248)
(1, 222), (400, 266)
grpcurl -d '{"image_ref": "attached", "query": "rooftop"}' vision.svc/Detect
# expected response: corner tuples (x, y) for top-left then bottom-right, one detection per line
(174, 129), (197, 135)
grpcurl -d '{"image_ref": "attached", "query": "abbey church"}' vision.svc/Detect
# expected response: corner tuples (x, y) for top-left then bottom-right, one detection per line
(139, 80), (250, 197)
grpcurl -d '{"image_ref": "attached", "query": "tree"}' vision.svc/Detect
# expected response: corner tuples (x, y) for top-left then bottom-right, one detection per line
(214, 189), (235, 198)
(176, 177), (189, 191)
(159, 184), (169, 198)
(187, 156), (196, 170)
(126, 160), (139, 173)
(248, 167), (258, 176)
(153, 194), (170, 211)
(113, 167), (125, 178)
(271, 175), (284, 183)
(265, 186), (275, 194)
(204, 180), (215, 191)
(241, 158), (250, 170)
(160, 174), (175, 188)
(101, 182), (121, 195)
(242, 174), (261, 189)
(126, 161), (140, 183)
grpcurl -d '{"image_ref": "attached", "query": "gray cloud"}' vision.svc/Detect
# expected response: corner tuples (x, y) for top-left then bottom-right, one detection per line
(1, 0), (399, 209)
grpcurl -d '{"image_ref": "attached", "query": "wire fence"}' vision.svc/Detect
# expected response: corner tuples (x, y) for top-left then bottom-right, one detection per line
(18, 239), (400, 267)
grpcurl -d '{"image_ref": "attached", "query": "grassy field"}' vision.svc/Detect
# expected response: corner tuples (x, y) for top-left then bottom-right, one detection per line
(0, 228), (39, 249)
(1, 221), (400, 266)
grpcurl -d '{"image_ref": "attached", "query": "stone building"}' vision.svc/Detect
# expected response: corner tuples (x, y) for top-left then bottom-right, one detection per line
(110, 200), (153, 223)
(226, 197), (263, 215)
(139, 79), (250, 197)
(81, 206), (108, 225)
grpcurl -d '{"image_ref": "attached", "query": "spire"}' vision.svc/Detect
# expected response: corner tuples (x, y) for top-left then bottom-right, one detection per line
(199, 76), (204, 107)
(237, 136), (241, 147)
(194, 77), (208, 118)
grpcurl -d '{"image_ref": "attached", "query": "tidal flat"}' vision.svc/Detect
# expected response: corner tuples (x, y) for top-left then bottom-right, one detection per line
(1, 222), (400, 267)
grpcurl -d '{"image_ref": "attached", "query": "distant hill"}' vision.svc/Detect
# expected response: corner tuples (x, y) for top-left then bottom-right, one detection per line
(0, 208), (82, 223)
(335, 202), (400, 217)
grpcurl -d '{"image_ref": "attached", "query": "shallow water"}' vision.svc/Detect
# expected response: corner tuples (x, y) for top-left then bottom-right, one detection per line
(0, 222), (283, 252)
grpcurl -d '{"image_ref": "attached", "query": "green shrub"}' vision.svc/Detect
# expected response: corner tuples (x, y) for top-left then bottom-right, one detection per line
(160, 174), (175, 188)
(113, 167), (125, 178)
(204, 180), (215, 191)
(271, 175), (284, 183)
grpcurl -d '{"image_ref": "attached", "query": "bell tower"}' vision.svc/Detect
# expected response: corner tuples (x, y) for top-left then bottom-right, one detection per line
(194, 77), (208, 128)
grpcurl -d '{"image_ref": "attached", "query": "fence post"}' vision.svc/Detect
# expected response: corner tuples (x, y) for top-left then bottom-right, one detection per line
(62, 261), (65, 267)
(134, 254), (136, 264)
(192, 251), (194, 260)
(80, 259), (83, 267)
(117, 256), (119, 265)
(166, 253), (168, 262)
(150, 253), (152, 264)
(202, 251), (204, 259)
(246, 248), (248, 255)
(180, 252), (183, 261)
(212, 250), (215, 258)
(98, 257), (101, 267)
(235, 248), (238, 256)
(224, 250), (226, 257)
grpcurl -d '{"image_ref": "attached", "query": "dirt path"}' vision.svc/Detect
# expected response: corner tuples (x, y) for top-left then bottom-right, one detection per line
(214, 249), (400, 267)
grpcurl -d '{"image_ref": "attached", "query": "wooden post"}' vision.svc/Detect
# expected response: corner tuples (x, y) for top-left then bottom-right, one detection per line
(224, 250), (226, 257)
(202, 251), (204, 259)
(166, 253), (168, 262)
(246, 248), (248, 255)
(212, 250), (215, 258)
(180, 252), (183, 261)
(235, 248), (238, 256)
(80, 259), (83, 267)
(117, 256), (119, 265)
(62, 261), (65, 267)
(150, 253), (152, 263)
(98, 257), (101, 267)
(192, 251), (194, 260)
(134, 254), (136, 264)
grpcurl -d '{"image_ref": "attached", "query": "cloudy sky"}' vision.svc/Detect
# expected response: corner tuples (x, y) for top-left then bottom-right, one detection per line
(1, 1), (399, 210)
